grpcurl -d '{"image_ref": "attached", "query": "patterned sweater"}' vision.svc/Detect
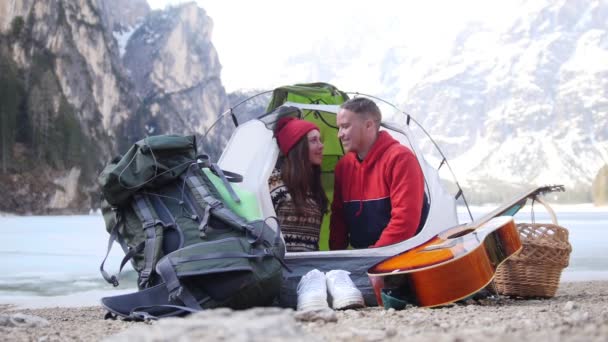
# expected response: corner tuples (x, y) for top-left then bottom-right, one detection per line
(268, 168), (323, 252)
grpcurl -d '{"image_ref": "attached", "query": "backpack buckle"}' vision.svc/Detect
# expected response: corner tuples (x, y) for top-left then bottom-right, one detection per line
(168, 286), (183, 302)
(143, 220), (156, 229)
(139, 270), (152, 288)
(130, 311), (158, 322)
(203, 196), (222, 209)
(110, 275), (119, 287)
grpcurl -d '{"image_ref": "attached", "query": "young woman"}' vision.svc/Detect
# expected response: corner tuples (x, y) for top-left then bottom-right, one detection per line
(268, 115), (328, 252)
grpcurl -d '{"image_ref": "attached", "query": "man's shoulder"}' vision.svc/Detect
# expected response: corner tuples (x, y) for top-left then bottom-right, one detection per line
(384, 142), (416, 161)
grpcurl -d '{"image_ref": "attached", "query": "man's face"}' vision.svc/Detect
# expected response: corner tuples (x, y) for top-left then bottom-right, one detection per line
(337, 108), (367, 153)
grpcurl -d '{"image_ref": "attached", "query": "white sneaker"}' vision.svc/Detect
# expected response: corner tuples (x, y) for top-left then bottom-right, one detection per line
(326, 270), (365, 310)
(297, 269), (330, 311)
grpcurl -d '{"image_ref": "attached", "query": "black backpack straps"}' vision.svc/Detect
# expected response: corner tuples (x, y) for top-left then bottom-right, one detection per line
(185, 173), (259, 238)
(156, 257), (203, 311)
(196, 155), (242, 203)
(170, 248), (274, 264)
(147, 194), (178, 229)
(209, 162), (241, 203)
(100, 212), (146, 287)
(100, 218), (121, 286)
(131, 194), (166, 288)
(183, 173), (224, 238)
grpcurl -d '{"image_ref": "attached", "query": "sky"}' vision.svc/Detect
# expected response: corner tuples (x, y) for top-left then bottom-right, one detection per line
(146, 0), (527, 92)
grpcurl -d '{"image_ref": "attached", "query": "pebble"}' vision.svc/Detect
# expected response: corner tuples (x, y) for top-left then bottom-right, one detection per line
(0, 313), (50, 328)
(2, 282), (607, 341)
(567, 311), (589, 324)
(385, 328), (397, 338)
(563, 301), (577, 311)
(294, 308), (338, 323)
(347, 327), (388, 341)
(108, 307), (311, 341)
(343, 309), (362, 318)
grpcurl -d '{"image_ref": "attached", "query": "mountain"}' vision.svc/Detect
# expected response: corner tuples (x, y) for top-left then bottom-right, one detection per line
(98, 0), (150, 35)
(0, 0), (228, 214)
(97, 0), (150, 56)
(227, 89), (271, 123)
(405, 1), (608, 202)
(0, 0), (137, 214)
(401, 0), (608, 203)
(268, 0), (607, 203)
(1, 0), (605, 212)
(121, 2), (229, 157)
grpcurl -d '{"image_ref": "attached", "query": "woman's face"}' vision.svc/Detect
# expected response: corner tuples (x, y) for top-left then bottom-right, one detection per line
(307, 130), (324, 165)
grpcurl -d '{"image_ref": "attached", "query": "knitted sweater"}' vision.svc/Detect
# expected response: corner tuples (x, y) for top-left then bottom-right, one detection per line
(268, 168), (323, 252)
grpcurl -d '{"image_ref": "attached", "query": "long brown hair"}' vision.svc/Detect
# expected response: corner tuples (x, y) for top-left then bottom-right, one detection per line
(281, 137), (328, 215)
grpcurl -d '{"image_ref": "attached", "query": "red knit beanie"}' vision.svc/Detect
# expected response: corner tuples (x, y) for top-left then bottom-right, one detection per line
(275, 117), (319, 155)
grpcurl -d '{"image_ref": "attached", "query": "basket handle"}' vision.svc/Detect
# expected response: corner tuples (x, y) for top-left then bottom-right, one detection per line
(532, 195), (558, 225)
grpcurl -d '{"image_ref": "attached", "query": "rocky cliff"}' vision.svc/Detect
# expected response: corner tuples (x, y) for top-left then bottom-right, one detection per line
(121, 2), (229, 156)
(0, 0), (228, 214)
(0, 0), (137, 214)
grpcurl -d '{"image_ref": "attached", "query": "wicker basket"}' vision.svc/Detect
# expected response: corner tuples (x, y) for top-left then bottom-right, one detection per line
(493, 197), (572, 298)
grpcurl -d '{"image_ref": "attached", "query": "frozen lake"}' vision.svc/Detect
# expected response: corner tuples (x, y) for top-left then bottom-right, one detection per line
(0, 204), (606, 308)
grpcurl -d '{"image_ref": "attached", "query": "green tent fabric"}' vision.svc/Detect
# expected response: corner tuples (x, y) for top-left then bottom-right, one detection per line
(266, 83), (349, 251)
(267, 82), (349, 111)
(202, 168), (262, 221)
(267, 82), (349, 173)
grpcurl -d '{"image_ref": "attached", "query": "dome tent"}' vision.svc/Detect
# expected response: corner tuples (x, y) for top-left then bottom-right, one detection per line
(210, 83), (463, 306)
(207, 83), (560, 307)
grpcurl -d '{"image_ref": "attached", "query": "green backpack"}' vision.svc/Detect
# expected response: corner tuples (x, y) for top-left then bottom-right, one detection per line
(98, 135), (286, 319)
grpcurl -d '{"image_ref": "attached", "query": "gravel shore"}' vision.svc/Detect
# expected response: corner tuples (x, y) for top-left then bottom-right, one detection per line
(1, 281), (606, 341)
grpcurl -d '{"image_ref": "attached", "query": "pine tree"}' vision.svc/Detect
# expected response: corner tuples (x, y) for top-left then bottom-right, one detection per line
(0, 54), (22, 173)
(592, 165), (608, 206)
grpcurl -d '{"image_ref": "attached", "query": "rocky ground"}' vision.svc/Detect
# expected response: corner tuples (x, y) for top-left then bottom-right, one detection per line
(1, 281), (606, 341)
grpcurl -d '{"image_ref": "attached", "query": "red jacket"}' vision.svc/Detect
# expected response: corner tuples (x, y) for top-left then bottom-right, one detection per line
(329, 131), (425, 249)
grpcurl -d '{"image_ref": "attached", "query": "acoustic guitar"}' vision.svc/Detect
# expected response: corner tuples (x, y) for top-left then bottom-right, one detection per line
(367, 216), (522, 308)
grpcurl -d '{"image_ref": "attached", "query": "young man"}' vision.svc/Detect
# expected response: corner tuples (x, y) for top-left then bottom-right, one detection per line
(329, 97), (425, 249)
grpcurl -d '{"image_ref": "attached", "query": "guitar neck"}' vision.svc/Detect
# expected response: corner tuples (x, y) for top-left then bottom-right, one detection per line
(463, 185), (564, 229)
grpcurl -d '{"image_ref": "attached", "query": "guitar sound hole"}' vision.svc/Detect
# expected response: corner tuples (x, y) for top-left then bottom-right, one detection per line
(447, 228), (475, 239)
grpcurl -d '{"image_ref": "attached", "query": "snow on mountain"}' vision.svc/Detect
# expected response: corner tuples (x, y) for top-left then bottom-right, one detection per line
(391, 0), (608, 202)
(97, 0), (150, 57)
(234, 0), (607, 202)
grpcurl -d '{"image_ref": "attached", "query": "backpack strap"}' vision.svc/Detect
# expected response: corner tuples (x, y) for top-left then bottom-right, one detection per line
(99, 218), (122, 286)
(208, 162), (241, 203)
(183, 173), (225, 238)
(100, 210), (146, 287)
(156, 257), (204, 311)
(196, 155), (242, 203)
(153, 244), (274, 314)
(131, 194), (167, 288)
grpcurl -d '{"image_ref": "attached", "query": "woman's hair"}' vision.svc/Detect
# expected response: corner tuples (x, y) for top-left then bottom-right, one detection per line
(281, 137), (328, 215)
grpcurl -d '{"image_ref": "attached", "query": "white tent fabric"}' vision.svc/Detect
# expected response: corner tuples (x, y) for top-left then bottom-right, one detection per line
(218, 119), (278, 228)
